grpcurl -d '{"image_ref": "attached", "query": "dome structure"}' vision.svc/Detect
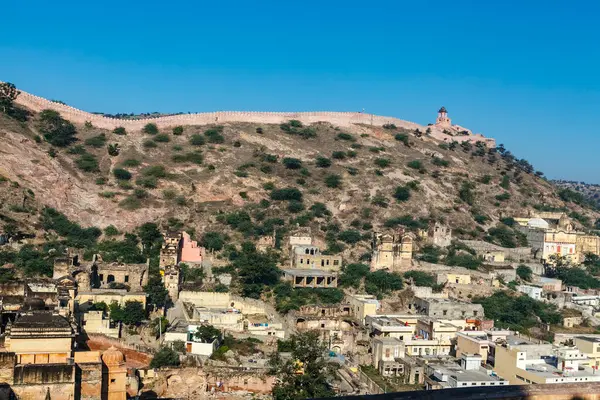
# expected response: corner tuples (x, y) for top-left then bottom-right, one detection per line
(438, 106), (448, 113)
(528, 218), (549, 230)
(102, 346), (125, 366)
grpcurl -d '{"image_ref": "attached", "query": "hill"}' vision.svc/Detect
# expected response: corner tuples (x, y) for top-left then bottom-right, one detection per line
(1, 84), (599, 268)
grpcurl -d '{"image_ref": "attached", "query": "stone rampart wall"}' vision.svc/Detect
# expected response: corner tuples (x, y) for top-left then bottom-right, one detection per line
(12, 87), (496, 146)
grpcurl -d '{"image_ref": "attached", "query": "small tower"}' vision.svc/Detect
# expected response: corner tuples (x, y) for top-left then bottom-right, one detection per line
(102, 346), (127, 400)
(435, 106), (452, 127)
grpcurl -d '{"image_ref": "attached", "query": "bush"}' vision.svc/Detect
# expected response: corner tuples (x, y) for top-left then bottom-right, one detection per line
(136, 176), (157, 188)
(287, 200), (305, 213)
(338, 230), (362, 244)
(336, 133), (355, 141)
(432, 157), (449, 167)
(153, 133), (170, 143)
(84, 134), (107, 148)
(104, 225), (119, 236)
(393, 186), (411, 201)
(122, 159), (141, 167)
(143, 123), (159, 135)
(324, 174), (342, 188)
(113, 127), (127, 135)
(495, 192), (511, 201)
(256, 127), (264, 134)
(459, 181), (476, 205)
(331, 151), (346, 160)
(67, 145), (86, 155)
(201, 232), (226, 251)
(113, 168), (132, 180)
(517, 265), (532, 281)
(190, 134), (206, 146)
(282, 157), (302, 170)
(172, 151), (203, 164)
(383, 123), (397, 130)
(76, 153), (99, 172)
(271, 188), (303, 201)
(315, 157), (332, 168)
(374, 158), (391, 168)
(172, 126), (184, 135)
(38, 109), (77, 147)
(480, 175), (492, 184)
(500, 175), (510, 189)
(141, 165), (167, 178)
(204, 127), (225, 143)
(407, 160), (423, 170)
(119, 196), (141, 210)
(394, 133), (409, 146)
(143, 139), (157, 149)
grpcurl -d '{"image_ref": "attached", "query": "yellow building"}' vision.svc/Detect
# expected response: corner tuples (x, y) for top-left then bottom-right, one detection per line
(575, 336), (600, 367)
(77, 289), (147, 310)
(455, 332), (490, 362)
(5, 312), (74, 365)
(347, 294), (380, 324)
(438, 273), (472, 285)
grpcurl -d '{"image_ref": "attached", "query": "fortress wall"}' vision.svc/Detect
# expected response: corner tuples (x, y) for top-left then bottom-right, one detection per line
(14, 90), (423, 131)
(11, 87), (496, 146)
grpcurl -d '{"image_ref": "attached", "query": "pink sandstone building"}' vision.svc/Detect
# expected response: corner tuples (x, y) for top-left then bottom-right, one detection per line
(180, 231), (205, 264)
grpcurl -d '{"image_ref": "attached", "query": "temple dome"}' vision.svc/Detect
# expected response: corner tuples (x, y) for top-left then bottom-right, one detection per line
(102, 346), (125, 365)
(438, 106), (447, 113)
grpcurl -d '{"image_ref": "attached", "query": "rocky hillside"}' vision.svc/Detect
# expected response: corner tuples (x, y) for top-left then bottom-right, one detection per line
(1, 91), (599, 261)
(552, 180), (600, 212)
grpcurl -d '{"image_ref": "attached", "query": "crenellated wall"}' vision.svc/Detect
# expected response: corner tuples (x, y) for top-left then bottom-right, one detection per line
(11, 85), (496, 147)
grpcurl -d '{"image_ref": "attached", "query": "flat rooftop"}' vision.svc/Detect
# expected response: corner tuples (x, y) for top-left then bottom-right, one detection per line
(13, 312), (71, 329)
(283, 269), (337, 277)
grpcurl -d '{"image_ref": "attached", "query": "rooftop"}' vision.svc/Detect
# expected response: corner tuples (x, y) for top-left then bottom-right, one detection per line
(12, 312), (71, 329)
(283, 269), (337, 277)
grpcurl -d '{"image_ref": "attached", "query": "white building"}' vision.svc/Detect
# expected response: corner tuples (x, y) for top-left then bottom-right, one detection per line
(425, 354), (508, 390)
(517, 285), (543, 301)
(163, 320), (219, 357)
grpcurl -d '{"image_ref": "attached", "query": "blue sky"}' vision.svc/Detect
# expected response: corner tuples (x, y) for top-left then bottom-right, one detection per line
(1, 0), (599, 182)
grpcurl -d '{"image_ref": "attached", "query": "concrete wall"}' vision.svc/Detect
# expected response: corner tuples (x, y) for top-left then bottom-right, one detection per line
(179, 291), (268, 314)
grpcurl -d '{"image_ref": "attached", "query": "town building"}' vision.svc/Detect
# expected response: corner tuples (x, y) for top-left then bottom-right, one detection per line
(346, 294), (380, 325)
(413, 298), (484, 320)
(517, 285), (543, 300)
(282, 269), (338, 288)
(290, 245), (342, 271)
(424, 354), (508, 390)
(370, 232), (414, 271)
(428, 222), (452, 248)
(163, 321), (219, 357)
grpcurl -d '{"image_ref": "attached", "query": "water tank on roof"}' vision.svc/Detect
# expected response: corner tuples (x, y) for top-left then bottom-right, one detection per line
(528, 218), (549, 229)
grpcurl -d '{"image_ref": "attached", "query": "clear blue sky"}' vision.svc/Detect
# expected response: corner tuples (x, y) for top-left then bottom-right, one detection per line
(1, 0), (599, 182)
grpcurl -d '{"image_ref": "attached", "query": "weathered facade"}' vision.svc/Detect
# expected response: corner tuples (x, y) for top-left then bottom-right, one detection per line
(371, 232), (414, 271)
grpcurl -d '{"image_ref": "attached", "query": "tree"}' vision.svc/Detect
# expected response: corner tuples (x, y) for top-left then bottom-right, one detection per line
(201, 231), (226, 251)
(113, 168), (131, 180)
(195, 325), (221, 342)
(516, 265), (532, 282)
(0, 82), (20, 113)
(38, 110), (77, 147)
(109, 301), (145, 325)
(270, 332), (336, 400)
(172, 126), (184, 135)
(404, 271), (436, 287)
(315, 156), (332, 168)
(150, 347), (180, 368)
(172, 340), (186, 353)
(338, 230), (361, 244)
(231, 242), (281, 298)
(144, 276), (170, 307)
(136, 223), (162, 255)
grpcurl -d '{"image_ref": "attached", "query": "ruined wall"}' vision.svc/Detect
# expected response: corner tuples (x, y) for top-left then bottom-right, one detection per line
(12, 363), (75, 400)
(0, 352), (15, 384)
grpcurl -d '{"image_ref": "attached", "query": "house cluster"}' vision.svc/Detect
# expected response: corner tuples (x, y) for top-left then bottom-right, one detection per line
(515, 211), (600, 264)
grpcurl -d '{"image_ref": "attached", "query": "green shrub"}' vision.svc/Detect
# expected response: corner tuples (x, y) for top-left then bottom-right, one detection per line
(271, 188), (303, 201)
(459, 181), (476, 205)
(338, 230), (361, 244)
(383, 123), (397, 130)
(315, 157), (332, 168)
(346, 150), (357, 158)
(104, 225), (119, 236)
(336, 133), (355, 141)
(394, 133), (409, 146)
(99, 191), (116, 198)
(347, 167), (358, 176)
(263, 182), (275, 190)
(143, 123), (159, 135)
(190, 134), (206, 146)
(134, 188), (148, 199)
(136, 176), (157, 188)
(84, 134), (107, 148)
(495, 192), (511, 201)
(331, 151), (346, 160)
(67, 145), (86, 155)
(172, 152), (203, 164)
(76, 153), (99, 172)
(141, 165), (167, 178)
(163, 189), (177, 199)
(204, 127), (225, 143)
(374, 158), (391, 168)
(38, 109), (77, 147)
(324, 174), (342, 188)
(122, 159), (141, 167)
(143, 140), (157, 149)
(153, 133), (170, 143)
(172, 126), (184, 135)
(480, 175), (492, 184)
(287, 200), (305, 213)
(282, 157), (302, 170)
(407, 160), (423, 170)
(113, 127), (127, 135)
(500, 175), (510, 189)
(393, 186), (411, 201)
(432, 157), (449, 167)
(113, 168), (132, 180)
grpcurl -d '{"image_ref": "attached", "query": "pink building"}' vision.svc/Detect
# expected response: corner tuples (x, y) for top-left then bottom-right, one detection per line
(180, 232), (205, 263)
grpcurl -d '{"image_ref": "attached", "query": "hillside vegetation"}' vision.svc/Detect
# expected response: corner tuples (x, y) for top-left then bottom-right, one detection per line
(1, 91), (599, 273)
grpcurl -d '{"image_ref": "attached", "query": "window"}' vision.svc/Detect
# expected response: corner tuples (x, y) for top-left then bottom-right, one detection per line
(124, 275), (129, 283)
(111, 379), (116, 383)
(473, 311), (478, 316)
(333, 260), (339, 266)
(443, 310), (448, 316)
(385, 349), (391, 357)
(462, 383), (467, 386)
